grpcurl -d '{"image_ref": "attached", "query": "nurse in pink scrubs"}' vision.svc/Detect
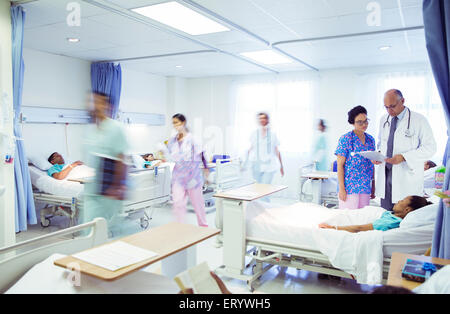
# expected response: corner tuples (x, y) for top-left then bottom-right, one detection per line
(167, 114), (209, 227)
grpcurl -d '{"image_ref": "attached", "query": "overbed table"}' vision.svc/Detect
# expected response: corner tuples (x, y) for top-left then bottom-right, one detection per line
(387, 252), (450, 291)
(54, 222), (220, 280)
(300, 171), (336, 204)
(213, 184), (287, 282)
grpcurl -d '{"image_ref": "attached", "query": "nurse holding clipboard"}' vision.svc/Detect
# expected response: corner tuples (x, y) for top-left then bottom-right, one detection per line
(335, 106), (376, 209)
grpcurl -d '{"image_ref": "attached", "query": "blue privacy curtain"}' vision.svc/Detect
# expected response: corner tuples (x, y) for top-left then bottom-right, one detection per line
(91, 63), (122, 119)
(423, 0), (450, 259)
(11, 5), (37, 232)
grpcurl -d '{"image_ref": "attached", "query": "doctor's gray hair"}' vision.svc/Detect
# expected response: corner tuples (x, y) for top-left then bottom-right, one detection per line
(386, 89), (404, 100)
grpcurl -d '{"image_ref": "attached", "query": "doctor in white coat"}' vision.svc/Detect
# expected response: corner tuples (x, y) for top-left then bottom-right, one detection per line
(374, 89), (437, 211)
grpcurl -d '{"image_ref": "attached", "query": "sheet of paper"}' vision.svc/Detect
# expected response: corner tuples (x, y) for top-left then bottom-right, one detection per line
(72, 241), (158, 272)
(354, 151), (386, 162)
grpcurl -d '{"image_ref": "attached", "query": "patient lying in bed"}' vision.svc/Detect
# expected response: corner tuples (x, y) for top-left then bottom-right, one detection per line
(319, 195), (432, 233)
(47, 152), (84, 180)
(142, 153), (163, 168)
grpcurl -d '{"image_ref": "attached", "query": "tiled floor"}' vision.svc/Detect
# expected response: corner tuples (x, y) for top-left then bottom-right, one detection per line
(13, 198), (376, 294)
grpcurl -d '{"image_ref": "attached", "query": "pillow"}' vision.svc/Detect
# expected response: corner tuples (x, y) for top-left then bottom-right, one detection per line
(28, 153), (53, 171)
(400, 203), (439, 229)
(131, 154), (145, 169)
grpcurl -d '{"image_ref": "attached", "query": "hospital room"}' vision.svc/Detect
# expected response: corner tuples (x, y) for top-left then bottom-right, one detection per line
(0, 0), (449, 299)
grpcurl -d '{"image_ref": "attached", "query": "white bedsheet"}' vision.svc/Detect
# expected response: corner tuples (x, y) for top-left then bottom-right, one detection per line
(6, 254), (178, 294)
(245, 202), (435, 284)
(30, 165), (84, 198)
(246, 202), (384, 251)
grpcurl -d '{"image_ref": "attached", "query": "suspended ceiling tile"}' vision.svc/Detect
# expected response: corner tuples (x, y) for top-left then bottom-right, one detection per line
(121, 51), (273, 77)
(23, 0), (107, 29)
(23, 22), (117, 55)
(278, 29), (428, 70)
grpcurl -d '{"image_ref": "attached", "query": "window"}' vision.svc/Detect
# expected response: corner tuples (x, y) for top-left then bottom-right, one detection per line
(233, 79), (315, 155)
(375, 72), (447, 162)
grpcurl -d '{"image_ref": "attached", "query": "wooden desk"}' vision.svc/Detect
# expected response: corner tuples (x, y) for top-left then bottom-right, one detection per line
(54, 222), (220, 281)
(387, 252), (450, 290)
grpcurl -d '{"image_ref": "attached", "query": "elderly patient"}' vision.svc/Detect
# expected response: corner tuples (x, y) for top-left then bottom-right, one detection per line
(319, 196), (432, 233)
(47, 152), (83, 180)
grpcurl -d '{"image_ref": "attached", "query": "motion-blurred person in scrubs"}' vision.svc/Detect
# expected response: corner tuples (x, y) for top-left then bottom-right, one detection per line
(335, 106), (376, 209)
(247, 112), (284, 184)
(166, 114), (209, 227)
(82, 91), (129, 235)
(312, 119), (330, 171)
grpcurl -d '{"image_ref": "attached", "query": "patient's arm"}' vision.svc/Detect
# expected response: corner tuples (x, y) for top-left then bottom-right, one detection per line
(319, 223), (374, 233)
(51, 161), (83, 180)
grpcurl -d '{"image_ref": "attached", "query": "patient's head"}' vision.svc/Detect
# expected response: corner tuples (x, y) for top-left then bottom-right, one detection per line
(143, 153), (154, 161)
(424, 160), (437, 171)
(48, 152), (64, 165)
(393, 195), (433, 218)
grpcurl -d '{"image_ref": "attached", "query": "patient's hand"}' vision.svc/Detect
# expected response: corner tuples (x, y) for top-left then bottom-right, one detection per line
(318, 223), (335, 230)
(71, 161), (83, 167)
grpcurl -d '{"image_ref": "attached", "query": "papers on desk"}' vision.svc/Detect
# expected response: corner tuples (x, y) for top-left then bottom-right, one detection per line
(352, 151), (386, 162)
(72, 241), (158, 272)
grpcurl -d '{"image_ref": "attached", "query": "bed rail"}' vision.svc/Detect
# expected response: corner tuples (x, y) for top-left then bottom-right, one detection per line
(0, 218), (108, 293)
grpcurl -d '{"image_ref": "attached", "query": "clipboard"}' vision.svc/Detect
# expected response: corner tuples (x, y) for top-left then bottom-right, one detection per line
(352, 151), (386, 162)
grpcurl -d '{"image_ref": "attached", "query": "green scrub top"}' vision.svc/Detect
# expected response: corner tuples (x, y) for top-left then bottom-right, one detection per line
(313, 133), (329, 171)
(81, 118), (129, 229)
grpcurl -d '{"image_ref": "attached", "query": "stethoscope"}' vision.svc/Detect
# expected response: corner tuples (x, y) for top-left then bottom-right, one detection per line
(383, 107), (413, 138)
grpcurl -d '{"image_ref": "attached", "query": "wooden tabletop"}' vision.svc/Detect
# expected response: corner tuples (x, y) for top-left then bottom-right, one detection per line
(387, 252), (450, 290)
(54, 222), (220, 281)
(213, 183), (287, 201)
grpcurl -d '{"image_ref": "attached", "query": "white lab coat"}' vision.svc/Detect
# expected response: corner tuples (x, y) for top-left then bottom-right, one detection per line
(376, 109), (437, 203)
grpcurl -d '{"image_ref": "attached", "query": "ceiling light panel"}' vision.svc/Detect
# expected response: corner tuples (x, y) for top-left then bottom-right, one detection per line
(131, 1), (230, 35)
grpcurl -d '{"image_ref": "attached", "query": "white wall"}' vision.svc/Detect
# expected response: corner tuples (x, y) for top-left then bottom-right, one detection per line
(21, 49), (91, 162)
(120, 67), (169, 154)
(0, 0), (16, 247)
(21, 50), (171, 163)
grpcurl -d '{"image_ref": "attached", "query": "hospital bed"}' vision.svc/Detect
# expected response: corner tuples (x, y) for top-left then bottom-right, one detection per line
(29, 164), (171, 230)
(214, 184), (438, 292)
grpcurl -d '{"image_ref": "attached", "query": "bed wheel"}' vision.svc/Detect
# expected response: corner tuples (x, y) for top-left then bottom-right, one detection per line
(40, 218), (51, 228)
(140, 218), (150, 230)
